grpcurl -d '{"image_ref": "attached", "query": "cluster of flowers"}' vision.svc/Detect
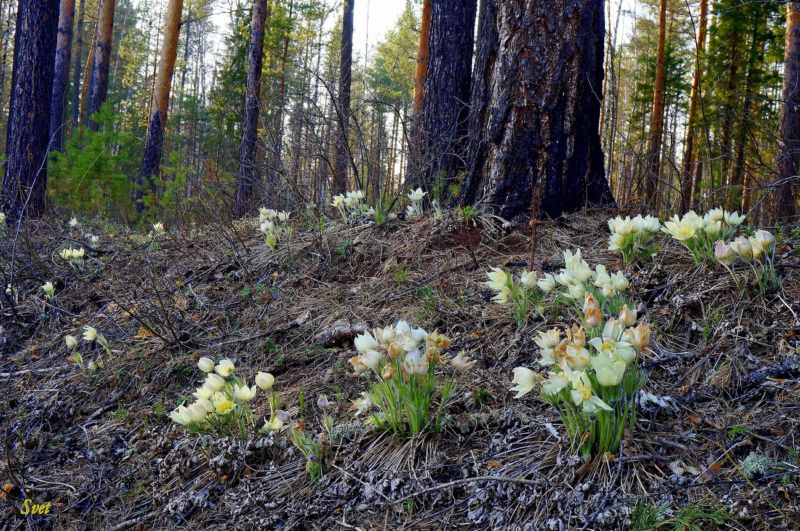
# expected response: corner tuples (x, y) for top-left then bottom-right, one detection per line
(512, 301), (648, 457)
(607, 214), (662, 263)
(331, 190), (374, 220)
(552, 249), (629, 302)
(170, 357), (282, 437)
(65, 326), (113, 378)
(485, 268), (544, 325)
(259, 208), (292, 249)
(349, 321), (474, 435)
(405, 188), (426, 219)
(662, 208), (744, 264)
(59, 247), (86, 269)
(715, 229), (779, 292)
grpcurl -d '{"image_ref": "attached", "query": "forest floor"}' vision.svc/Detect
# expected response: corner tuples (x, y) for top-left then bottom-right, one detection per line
(0, 209), (799, 530)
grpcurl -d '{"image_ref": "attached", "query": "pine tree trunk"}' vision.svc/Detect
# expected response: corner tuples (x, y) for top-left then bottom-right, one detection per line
(412, 0), (432, 116)
(49, 0), (75, 152)
(85, 0), (115, 130)
(680, 0), (707, 213)
(71, 0), (85, 127)
(774, 1), (800, 222)
(1, 0), (59, 221)
(136, 0), (183, 211)
(234, 0), (269, 216)
(410, 0), (477, 196)
(645, 0), (667, 211)
(461, 0), (613, 219)
(332, 0), (354, 196)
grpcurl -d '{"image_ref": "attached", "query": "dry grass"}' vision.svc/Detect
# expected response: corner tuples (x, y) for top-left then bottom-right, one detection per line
(1, 209), (798, 529)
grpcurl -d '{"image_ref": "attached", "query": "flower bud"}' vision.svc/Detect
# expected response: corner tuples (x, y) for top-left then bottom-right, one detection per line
(197, 357), (214, 373)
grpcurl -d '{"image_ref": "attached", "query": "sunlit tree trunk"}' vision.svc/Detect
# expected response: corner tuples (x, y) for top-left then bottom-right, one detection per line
(234, 0), (270, 216)
(1, 0), (59, 220)
(461, 0), (613, 219)
(645, 0), (667, 211)
(681, 0), (707, 213)
(136, 0), (183, 211)
(71, 0), (85, 127)
(774, 1), (800, 222)
(85, 0), (115, 130)
(49, 0), (75, 152)
(332, 0), (354, 195)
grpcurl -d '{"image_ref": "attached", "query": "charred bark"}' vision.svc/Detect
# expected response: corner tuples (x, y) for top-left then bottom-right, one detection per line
(461, 0), (613, 219)
(774, 2), (800, 221)
(49, 0), (75, 152)
(1, 0), (59, 220)
(332, 0), (354, 196)
(234, 0), (269, 216)
(410, 0), (477, 197)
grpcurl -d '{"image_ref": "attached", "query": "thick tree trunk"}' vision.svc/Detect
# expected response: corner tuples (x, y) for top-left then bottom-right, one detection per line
(136, 0), (183, 212)
(49, 0), (75, 152)
(332, 0), (354, 196)
(1, 0), (59, 221)
(680, 0), (707, 213)
(774, 1), (800, 222)
(410, 0), (476, 196)
(235, 0), (270, 216)
(71, 0), (85, 127)
(461, 0), (613, 219)
(85, 0), (115, 130)
(645, 0), (667, 211)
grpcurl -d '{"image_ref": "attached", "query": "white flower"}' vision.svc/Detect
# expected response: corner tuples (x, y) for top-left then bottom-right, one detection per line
(255, 371), (275, 391)
(591, 353), (627, 387)
(152, 222), (165, 234)
(374, 325), (397, 346)
(82, 326), (98, 342)
(317, 394), (331, 409)
(170, 406), (192, 426)
(331, 195), (345, 208)
(450, 352), (477, 372)
(65, 335), (78, 349)
(618, 305), (637, 327)
(73, 248), (85, 259)
(215, 358), (235, 377)
(68, 216), (78, 227)
(408, 187), (426, 202)
(491, 286), (511, 304)
(723, 210), (745, 226)
(351, 391), (372, 415)
(360, 349), (383, 370)
(196, 398), (214, 413)
(194, 386), (213, 400)
(706, 208), (724, 222)
(187, 402), (208, 423)
(569, 371), (612, 413)
(277, 211), (290, 222)
(662, 214), (698, 241)
(197, 357), (215, 373)
(534, 328), (561, 351)
(204, 373), (226, 392)
(211, 392), (235, 415)
(41, 281), (55, 299)
(511, 367), (537, 398)
(541, 371), (570, 396)
(714, 240), (734, 264)
(754, 230), (774, 250)
(642, 215), (661, 232)
(589, 319), (636, 364)
(354, 331), (380, 354)
(233, 383), (258, 402)
(537, 273), (556, 292)
(731, 236), (752, 259)
(563, 249), (592, 282)
(611, 271), (629, 291)
(402, 349), (429, 375)
(566, 283), (585, 300)
(608, 233), (624, 252)
(520, 271), (537, 289)
(485, 267), (510, 291)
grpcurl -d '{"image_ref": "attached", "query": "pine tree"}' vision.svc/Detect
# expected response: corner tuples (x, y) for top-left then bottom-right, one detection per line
(332, 0), (353, 195)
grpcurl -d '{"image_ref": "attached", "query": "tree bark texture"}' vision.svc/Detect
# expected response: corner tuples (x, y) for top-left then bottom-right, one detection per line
(332, 0), (353, 195)
(774, 1), (800, 221)
(86, 0), (115, 130)
(680, 0), (707, 213)
(461, 0), (613, 219)
(412, 0), (432, 116)
(410, 0), (477, 196)
(71, 0), (85, 127)
(234, 0), (269, 216)
(645, 0), (667, 210)
(1, 0), (59, 220)
(49, 0), (75, 152)
(137, 0), (183, 211)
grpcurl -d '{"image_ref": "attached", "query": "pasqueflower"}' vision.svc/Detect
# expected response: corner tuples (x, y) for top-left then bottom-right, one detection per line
(591, 353), (627, 386)
(197, 357), (215, 373)
(520, 271), (537, 289)
(41, 282), (55, 300)
(215, 358), (235, 377)
(511, 367), (538, 398)
(537, 273), (556, 293)
(618, 305), (637, 327)
(65, 335), (78, 349)
(485, 267), (510, 291)
(451, 352), (477, 372)
(256, 371), (275, 391)
(570, 372), (612, 413)
(233, 383), (258, 402)
(354, 331), (380, 354)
